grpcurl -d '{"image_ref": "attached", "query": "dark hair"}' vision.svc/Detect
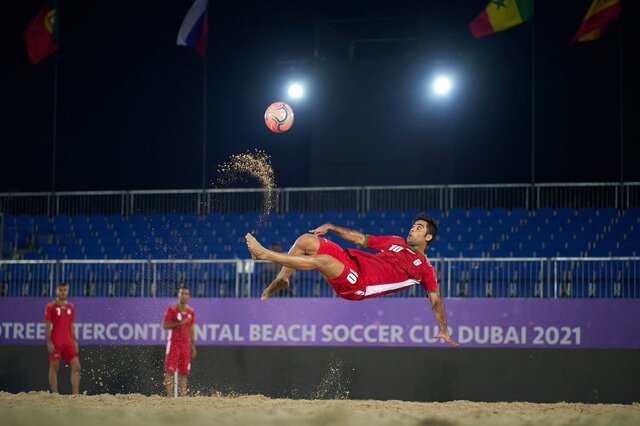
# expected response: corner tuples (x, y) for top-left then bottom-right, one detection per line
(413, 214), (438, 246)
(179, 286), (190, 291)
(56, 282), (68, 287)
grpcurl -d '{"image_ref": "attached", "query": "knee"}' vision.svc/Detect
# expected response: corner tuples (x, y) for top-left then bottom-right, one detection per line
(49, 362), (59, 373)
(296, 234), (319, 252)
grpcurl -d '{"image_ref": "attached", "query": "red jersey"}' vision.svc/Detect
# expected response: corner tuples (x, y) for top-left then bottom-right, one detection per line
(164, 305), (195, 344)
(44, 301), (76, 347)
(347, 235), (439, 297)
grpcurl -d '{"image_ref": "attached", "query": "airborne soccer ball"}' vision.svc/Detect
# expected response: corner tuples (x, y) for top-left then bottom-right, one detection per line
(264, 102), (294, 133)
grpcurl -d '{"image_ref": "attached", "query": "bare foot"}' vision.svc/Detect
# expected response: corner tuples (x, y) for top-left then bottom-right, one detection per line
(261, 278), (289, 301)
(245, 233), (268, 260)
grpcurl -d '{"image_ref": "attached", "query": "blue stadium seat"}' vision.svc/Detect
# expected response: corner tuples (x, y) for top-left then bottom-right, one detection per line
(89, 214), (108, 229)
(510, 208), (529, 220)
(556, 207), (575, 219)
(469, 208), (488, 219)
(16, 215), (33, 232)
(599, 207), (619, 219)
(538, 207), (556, 217)
(103, 244), (123, 259)
(34, 214), (53, 231)
(84, 246), (105, 259)
(5, 207), (635, 306)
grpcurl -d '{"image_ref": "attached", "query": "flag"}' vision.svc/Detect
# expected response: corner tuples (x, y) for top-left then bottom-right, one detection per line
(23, 2), (59, 65)
(469, 0), (533, 39)
(571, 0), (621, 44)
(177, 0), (209, 57)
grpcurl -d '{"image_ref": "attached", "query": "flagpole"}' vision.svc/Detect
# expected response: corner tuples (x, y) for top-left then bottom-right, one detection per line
(202, 51), (208, 191)
(528, 1), (536, 212)
(618, 2), (624, 185)
(51, 47), (59, 194)
(530, 2), (535, 187)
(177, 0), (209, 194)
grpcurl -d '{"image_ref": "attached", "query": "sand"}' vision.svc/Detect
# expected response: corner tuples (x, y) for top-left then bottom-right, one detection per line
(1, 392), (639, 426)
(215, 149), (277, 219)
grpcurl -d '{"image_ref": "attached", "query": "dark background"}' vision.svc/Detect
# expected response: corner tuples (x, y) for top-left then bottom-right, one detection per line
(1, 345), (639, 403)
(1, 0), (638, 192)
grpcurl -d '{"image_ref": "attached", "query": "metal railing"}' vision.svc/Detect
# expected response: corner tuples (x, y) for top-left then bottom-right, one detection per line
(1, 258), (638, 299)
(0, 259), (241, 298)
(1, 183), (639, 216)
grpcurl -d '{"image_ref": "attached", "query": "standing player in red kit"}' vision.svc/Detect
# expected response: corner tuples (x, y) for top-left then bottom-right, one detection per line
(163, 286), (197, 397)
(44, 282), (81, 394)
(245, 213), (458, 346)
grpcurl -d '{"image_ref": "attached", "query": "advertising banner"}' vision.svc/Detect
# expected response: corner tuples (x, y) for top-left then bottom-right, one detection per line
(0, 298), (638, 348)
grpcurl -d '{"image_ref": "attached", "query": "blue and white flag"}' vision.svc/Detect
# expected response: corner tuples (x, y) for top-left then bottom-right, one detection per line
(176, 0), (209, 57)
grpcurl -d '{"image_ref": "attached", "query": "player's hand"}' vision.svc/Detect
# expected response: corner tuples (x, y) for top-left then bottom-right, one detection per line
(191, 345), (197, 359)
(47, 342), (55, 354)
(435, 330), (459, 347)
(309, 223), (332, 236)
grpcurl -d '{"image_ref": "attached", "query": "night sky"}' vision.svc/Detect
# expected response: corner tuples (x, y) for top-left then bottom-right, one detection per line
(1, 0), (637, 192)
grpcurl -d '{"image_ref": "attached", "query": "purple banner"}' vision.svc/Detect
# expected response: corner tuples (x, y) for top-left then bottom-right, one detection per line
(0, 298), (638, 349)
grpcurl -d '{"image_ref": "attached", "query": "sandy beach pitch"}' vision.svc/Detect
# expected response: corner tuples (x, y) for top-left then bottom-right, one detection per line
(1, 392), (639, 426)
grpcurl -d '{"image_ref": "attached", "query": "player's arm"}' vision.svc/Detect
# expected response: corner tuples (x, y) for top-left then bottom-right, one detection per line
(309, 223), (365, 246)
(70, 317), (78, 352)
(428, 292), (459, 346)
(45, 320), (55, 354)
(163, 319), (187, 330)
(163, 315), (190, 330)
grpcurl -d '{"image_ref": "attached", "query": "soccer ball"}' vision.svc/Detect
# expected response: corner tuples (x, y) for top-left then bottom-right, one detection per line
(264, 102), (294, 133)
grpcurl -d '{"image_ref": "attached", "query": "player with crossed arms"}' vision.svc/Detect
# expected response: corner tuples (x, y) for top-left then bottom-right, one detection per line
(245, 213), (458, 346)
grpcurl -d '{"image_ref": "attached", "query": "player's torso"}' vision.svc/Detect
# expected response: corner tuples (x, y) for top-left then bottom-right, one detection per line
(47, 302), (74, 341)
(354, 239), (428, 284)
(379, 241), (427, 276)
(167, 305), (194, 342)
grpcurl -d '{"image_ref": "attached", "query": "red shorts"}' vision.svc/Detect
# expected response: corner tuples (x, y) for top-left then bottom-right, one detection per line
(164, 341), (191, 375)
(317, 238), (366, 301)
(49, 343), (78, 364)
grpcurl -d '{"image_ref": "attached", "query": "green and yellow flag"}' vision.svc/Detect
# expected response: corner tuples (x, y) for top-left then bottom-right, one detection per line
(571, 0), (621, 44)
(469, 0), (533, 39)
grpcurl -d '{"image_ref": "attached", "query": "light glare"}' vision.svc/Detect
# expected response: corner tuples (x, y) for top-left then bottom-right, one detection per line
(288, 83), (305, 99)
(432, 76), (452, 96)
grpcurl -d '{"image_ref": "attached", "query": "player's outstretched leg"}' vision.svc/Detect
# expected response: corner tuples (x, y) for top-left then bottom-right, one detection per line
(245, 233), (269, 261)
(261, 233), (320, 300)
(245, 233), (338, 300)
(261, 276), (289, 301)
